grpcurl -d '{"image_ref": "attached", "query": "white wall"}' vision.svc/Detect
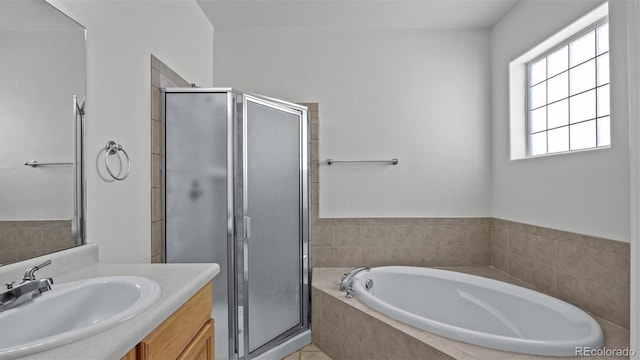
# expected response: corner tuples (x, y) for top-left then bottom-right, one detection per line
(213, 28), (492, 217)
(48, 0), (214, 262)
(627, 0), (640, 353)
(491, 0), (630, 242)
(0, 30), (84, 219)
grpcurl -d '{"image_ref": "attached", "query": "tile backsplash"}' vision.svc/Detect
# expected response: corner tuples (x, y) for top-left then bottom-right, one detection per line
(0, 220), (74, 264)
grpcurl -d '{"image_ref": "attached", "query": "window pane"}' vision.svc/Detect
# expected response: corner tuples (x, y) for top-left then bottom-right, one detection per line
(597, 116), (610, 147)
(570, 90), (596, 123)
(570, 120), (596, 150)
(597, 22), (609, 55)
(570, 30), (596, 67)
(530, 58), (546, 85)
(530, 82), (546, 109)
(529, 107), (547, 133)
(548, 46), (568, 77)
(597, 84), (610, 117)
(548, 72), (568, 103)
(570, 59), (596, 95)
(548, 99), (568, 129)
(597, 53), (609, 86)
(530, 132), (547, 156)
(548, 126), (569, 153)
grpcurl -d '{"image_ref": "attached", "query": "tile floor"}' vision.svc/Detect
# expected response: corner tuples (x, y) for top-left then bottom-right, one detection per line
(282, 344), (332, 360)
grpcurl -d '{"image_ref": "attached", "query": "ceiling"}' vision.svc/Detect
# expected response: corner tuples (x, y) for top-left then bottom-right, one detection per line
(197, 0), (521, 30)
(0, 0), (83, 31)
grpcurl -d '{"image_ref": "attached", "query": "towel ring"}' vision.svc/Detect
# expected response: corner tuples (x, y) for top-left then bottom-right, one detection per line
(104, 140), (130, 181)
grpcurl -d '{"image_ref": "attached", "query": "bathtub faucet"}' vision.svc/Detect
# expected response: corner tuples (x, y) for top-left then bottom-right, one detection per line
(339, 266), (370, 298)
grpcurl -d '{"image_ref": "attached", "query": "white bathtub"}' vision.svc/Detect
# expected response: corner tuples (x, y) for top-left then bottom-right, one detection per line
(350, 266), (604, 357)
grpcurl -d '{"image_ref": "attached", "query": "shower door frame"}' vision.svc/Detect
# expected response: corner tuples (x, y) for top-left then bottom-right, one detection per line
(236, 92), (310, 360)
(161, 88), (310, 360)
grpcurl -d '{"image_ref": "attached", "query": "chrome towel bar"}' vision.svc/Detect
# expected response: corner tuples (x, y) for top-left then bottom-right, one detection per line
(326, 158), (399, 166)
(24, 161), (73, 167)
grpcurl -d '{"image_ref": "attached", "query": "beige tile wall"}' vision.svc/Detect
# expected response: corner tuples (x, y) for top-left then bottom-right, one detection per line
(312, 287), (453, 360)
(150, 55), (190, 263)
(491, 218), (630, 328)
(312, 218), (492, 268)
(0, 220), (73, 264)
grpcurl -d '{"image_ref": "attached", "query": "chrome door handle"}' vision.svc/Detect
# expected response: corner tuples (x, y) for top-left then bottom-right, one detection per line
(244, 216), (251, 239)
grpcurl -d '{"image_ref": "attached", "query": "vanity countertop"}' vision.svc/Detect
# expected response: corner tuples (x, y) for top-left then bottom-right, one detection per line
(20, 262), (220, 360)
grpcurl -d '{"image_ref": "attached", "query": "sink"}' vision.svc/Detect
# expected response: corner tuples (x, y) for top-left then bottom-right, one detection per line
(0, 276), (161, 359)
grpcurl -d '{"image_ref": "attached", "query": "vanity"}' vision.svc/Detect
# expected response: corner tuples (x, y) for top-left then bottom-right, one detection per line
(122, 283), (214, 360)
(0, 245), (219, 360)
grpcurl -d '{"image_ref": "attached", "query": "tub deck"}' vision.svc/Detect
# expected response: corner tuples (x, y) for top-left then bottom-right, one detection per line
(312, 266), (629, 360)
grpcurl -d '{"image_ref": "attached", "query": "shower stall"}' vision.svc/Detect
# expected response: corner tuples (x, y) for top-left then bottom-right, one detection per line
(162, 88), (310, 360)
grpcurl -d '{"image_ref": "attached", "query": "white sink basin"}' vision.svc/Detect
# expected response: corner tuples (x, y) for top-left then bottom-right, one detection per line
(0, 276), (161, 359)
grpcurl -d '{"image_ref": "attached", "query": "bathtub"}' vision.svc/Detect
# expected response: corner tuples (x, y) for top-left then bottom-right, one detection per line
(350, 266), (604, 357)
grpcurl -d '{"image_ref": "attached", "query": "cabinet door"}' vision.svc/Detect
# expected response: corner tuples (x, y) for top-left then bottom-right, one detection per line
(177, 320), (215, 360)
(138, 283), (212, 360)
(120, 348), (137, 360)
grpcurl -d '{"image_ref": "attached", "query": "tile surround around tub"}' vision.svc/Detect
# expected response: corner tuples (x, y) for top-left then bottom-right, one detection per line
(311, 215), (630, 329)
(312, 267), (629, 360)
(0, 220), (74, 264)
(150, 55), (190, 263)
(311, 218), (492, 268)
(491, 218), (630, 329)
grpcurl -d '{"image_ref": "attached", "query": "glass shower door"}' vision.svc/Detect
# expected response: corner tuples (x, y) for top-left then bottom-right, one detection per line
(164, 91), (232, 360)
(238, 95), (309, 358)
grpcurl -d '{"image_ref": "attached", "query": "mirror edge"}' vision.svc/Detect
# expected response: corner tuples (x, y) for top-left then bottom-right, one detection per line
(73, 96), (85, 247)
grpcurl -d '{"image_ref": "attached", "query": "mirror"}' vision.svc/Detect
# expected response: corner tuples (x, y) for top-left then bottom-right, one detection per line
(0, 0), (86, 265)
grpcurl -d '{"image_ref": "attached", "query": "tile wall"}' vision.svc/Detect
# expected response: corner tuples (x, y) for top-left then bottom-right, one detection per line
(491, 218), (630, 328)
(312, 218), (491, 268)
(150, 55), (190, 263)
(312, 287), (453, 360)
(0, 220), (73, 264)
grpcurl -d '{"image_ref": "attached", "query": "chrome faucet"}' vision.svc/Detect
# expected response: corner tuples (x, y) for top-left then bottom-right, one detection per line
(0, 260), (54, 313)
(339, 266), (370, 298)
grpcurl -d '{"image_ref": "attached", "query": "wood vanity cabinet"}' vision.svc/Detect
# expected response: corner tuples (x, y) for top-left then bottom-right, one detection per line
(122, 282), (214, 360)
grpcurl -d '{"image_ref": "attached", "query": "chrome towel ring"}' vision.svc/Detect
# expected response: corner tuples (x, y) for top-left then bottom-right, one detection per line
(104, 140), (130, 181)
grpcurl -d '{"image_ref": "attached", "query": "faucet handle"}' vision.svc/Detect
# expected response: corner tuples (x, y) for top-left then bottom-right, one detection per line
(4, 281), (14, 290)
(22, 260), (52, 282)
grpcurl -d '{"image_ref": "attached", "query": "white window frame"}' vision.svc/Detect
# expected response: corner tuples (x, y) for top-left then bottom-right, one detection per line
(508, 3), (609, 160)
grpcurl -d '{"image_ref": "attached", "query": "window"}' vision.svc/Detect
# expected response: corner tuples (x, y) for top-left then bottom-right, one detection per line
(526, 19), (610, 157)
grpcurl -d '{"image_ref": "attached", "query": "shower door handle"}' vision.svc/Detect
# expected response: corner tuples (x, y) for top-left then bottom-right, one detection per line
(244, 216), (251, 240)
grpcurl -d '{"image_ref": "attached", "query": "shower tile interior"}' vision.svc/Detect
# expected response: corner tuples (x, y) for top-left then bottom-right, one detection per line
(150, 55), (190, 263)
